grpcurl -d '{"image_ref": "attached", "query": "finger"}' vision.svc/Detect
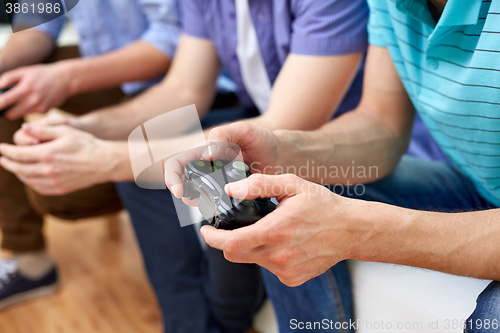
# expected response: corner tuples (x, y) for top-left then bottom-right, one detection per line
(223, 248), (261, 264)
(21, 176), (67, 196)
(24, 124), (69, 141)
(182, 197), (199, 207)
(13, 128), (40, 146)
(201, 143), (244, 166)
(207, 122), (254, 146)
(169, 184), (184, 199)
(37, 113), (72, 126)
(0, 158), (67, 195)
(164, 146), (206, 196)
(225, 174), (305, 201)
(20, 114), (70, 131)
(0, 143), (53, 163)
(0, 88), (30, 118)
(5, 106), (28, 121)
(0, 157), (52, 178)
(0, 69), (23, 90)
(201, 142), (229, 161)
(200, 220), (270, 253)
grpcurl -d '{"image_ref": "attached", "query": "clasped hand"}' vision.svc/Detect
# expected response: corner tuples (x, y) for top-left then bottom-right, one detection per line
(0, 116), (114, 195)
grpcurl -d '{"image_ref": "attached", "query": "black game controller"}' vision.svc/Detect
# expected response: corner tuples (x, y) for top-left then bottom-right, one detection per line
(0, 87), (13, 117)
(183, 159), (276, 230)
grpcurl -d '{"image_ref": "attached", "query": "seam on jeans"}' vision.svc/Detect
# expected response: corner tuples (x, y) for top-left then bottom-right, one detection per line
(326, 269), (348, 333)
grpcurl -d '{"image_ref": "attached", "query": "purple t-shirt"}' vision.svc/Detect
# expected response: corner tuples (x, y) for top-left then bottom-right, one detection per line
(181, 0), (368, 114)
(181, 0), (449, 163)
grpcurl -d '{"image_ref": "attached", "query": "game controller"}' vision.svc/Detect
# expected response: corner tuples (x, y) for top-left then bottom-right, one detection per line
(0, 86), (13, 117)
(183, 158), (276, 230)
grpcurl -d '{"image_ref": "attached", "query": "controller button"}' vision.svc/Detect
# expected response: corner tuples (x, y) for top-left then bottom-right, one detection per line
(215, 160), (224, 167)
(196, 161), (205, 167)
(241, 200), (255, 207)
(232, 161), (249, 174)
(210, 165), (218, 172)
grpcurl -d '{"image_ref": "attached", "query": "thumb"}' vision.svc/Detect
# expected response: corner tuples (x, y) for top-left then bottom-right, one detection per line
(225, 174), (305, 201)
(208, 122), (256, 147)
(24, 124), (69, 141)
(39, 114), (73, 127)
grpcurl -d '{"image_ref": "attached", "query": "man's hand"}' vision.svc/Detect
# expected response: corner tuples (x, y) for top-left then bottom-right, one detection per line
(200, 173), (358, 287)
(164, 122), (284, 198)
(208, 122), (283, 173)
(0, 63), (73, 120)
(13, 113), (82, 146)
(0, 125), (118, 195)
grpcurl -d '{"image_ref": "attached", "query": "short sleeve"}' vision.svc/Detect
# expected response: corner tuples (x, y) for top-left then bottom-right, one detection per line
(290, 0), (369, 56)
(14, 12), (65, 40)
(366, 0), (389, 47)
(180, 0), (209, 39)
(139, 0), (181, 58)
(34, 15), (66, 40)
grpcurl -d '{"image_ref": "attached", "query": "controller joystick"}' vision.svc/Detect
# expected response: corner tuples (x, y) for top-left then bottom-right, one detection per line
(183, 158), (276, 230)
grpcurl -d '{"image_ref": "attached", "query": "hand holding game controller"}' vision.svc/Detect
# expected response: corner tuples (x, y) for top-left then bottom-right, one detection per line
(165, 143), (276, 230)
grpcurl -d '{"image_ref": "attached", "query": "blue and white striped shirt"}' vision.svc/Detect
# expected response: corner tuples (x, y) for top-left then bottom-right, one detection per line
(367, 0), (500, 206)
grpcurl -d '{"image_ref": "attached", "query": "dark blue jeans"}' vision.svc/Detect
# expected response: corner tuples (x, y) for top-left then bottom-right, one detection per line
(263, 155), (500, 332)
(116, 108), (265, 333)
(261, 263), (353, 333)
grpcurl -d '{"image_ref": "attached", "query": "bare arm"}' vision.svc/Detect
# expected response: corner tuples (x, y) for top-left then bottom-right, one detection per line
(275, 45), (415, 183)
(78, 34), (221, 140)
(0, 35), (172, 119)
(0, 29), (55, 73)
(204, 46), (415, 185)
(248, 52), (364, 130)
(197, 46), (500, 285)
(350, 200), (500, 281)
(62, 40), (171, 96)
(198, 173), (500, 287)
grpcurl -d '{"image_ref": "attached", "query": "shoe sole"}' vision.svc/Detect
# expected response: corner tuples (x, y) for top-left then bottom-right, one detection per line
(0, 282), (60, 311)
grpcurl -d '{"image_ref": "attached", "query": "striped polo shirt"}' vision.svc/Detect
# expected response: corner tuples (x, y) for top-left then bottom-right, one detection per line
(367, 0), (500, 207)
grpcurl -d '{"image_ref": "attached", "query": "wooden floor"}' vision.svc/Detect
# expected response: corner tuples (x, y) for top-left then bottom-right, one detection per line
(0, 213), (163, 333)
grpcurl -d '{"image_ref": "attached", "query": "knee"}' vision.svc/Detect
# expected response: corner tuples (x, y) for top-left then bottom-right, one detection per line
(477, 281), (500, 312)
(465, 281), (500, 333)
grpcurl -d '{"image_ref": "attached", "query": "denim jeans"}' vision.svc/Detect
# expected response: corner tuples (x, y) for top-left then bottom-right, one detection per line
(261, 262), (353, 333)
(331, 155), (499, 333)
(116, 107), (265, 333)
(465, 282), (500, 333)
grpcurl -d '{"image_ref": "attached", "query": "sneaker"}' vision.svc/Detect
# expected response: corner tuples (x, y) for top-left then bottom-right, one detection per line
(0, 259), (59, 310)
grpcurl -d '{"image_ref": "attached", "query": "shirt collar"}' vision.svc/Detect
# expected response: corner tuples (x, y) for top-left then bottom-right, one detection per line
(438, 0), (483, 27)
(395, 0), (483, 28)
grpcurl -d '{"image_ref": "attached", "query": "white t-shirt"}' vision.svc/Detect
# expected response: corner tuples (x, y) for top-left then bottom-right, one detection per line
(235, 0), (272, 113)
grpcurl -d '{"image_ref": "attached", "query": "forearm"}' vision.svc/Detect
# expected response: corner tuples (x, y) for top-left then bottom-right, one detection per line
(62, 41), (171, 96)
(0, 30), (55, 73)
(76, 35), (221, 140)
(274, 107), (411, 184)
(349, 200), (500, 280)
(79, 80), (215, 140)
(246, 53), (364, 131)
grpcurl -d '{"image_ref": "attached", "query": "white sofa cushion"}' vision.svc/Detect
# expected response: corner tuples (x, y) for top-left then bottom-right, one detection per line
(348, 260), (492, 333)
